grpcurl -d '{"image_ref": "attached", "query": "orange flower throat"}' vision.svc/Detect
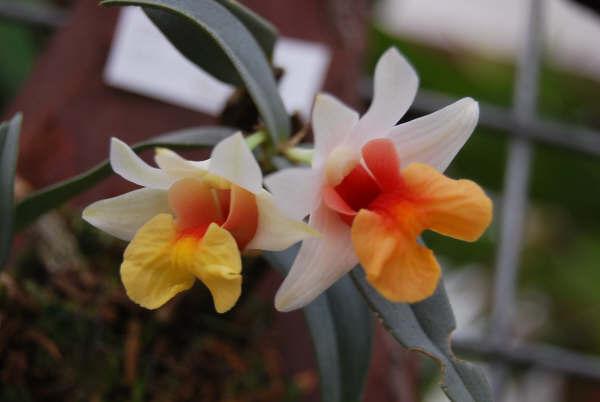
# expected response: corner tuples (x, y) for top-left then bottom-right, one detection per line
(168, 178), (259, 250)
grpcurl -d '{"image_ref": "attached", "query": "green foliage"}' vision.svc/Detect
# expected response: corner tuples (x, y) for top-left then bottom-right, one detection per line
(0, 113), (23, 268)
(214, 0), (277, 64)
(264, 247), (374, 402)
(0, 24), (37, 109)
(351, 269), (493, 402)
(14, 126), (235, 232)
(143, 0), (277, 86)
(102, 0), (290, 144)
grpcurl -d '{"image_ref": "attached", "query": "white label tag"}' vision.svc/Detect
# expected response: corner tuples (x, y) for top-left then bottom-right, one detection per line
(105, 7), (331, 119)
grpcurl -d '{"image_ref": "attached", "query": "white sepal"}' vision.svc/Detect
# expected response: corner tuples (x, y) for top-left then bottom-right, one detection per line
(208, 132), (262, 194)
(154, 147), (209, 179)
(351, 48), (419, 144)
(312, 94), (359, 166)
(245, 190), (319, 252)
(110, 138), (174, 189)
(274, 204), (357, 312)
(388, 97), (479, 172)
(82, 188), (170, 241)
(264, 167), (321, 220)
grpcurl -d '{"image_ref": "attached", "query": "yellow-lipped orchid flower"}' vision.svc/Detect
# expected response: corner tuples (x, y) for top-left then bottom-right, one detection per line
(267, 48), (493, 312)
(83, 133), (317, 313)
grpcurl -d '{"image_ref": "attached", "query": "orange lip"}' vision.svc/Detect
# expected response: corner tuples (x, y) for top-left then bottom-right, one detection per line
(323, 138), (493, 303)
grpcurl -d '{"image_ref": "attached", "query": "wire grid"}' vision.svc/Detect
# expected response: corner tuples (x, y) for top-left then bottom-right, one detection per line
(3, 0), (600, 400)
(413, 0), (600, 398)
(412, 0), (600, 399)
(0, 1), (65, 29)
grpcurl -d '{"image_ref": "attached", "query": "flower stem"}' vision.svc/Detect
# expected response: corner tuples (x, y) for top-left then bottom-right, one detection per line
(283, 146), (314, 165)
(245, 130), (268, 150)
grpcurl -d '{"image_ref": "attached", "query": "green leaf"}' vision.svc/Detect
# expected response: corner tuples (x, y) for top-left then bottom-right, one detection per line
(351, 269), (493, 402)
(14, 126), (235, 232)
(144, 0), (277, 86)
(216, 0), (276, 60)
(264, 247), (373, 402)
(0, 113), (22, 267)
(102, 0), (290, 144)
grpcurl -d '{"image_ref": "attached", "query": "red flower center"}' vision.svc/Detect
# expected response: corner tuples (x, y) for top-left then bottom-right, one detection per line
(323, 138), (410, 225)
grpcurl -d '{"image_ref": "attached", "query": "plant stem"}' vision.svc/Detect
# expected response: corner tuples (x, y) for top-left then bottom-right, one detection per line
(245, 130), (268, 150)
(283, 146), (314, 165)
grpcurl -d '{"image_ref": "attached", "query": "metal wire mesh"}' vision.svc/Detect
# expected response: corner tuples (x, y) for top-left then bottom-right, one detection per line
(0, 1), (66, 29)
(414, 0), (600, 398)
(412, 0), (600, 399)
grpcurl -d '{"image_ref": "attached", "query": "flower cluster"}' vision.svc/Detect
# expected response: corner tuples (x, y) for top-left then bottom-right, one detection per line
(84, 48), (492, 313)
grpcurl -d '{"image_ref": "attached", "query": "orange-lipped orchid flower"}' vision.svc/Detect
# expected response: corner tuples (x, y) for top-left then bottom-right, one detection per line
(83, 133), (317, 313)
(267, 48), (493, 312)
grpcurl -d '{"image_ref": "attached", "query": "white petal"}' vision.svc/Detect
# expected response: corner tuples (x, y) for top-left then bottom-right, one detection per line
(245, 190), (319, 251)
(312, 93), (359, 166)
(154, 147), (209, 179)
(264, 167), (321, 220)
(208, 132), (262, 194)
(351, 48), (419, 143)
(274, 204), (358, 312)
(110, 138), (174, 189)
(82, 188), (170, 241)
(388, 98), (479, 172)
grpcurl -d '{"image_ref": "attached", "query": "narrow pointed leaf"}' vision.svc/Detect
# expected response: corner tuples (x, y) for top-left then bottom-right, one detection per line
(351, 269), (492, 402)
(102, 0), (290, 143)
(264, 246), (373, 402)
(216, 0), (276, 60)
(144, 7), (242, 84)
(143, 0), (277, 86)
(0, 113), (23, 267)
(326, 271), (374, 402)
(14, 126), (235, 231)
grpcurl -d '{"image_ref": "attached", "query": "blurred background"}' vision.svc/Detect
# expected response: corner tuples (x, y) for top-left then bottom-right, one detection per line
(3, 0), (600, 401)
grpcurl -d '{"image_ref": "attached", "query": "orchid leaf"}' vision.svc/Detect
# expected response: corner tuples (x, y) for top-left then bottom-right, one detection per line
(0, 113), (22, 268)
(351, 269), (493, 402)
(264, 246), (373, 402)
(14, 126), (236, 232)
(214, 0), (277, 64)
(102, 0), (290, 144)
(143, 0), (277, 87)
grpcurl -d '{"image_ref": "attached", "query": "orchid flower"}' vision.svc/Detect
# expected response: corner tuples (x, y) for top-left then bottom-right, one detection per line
(267, 48), (493, 312)
(83, 133), (317, 313)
